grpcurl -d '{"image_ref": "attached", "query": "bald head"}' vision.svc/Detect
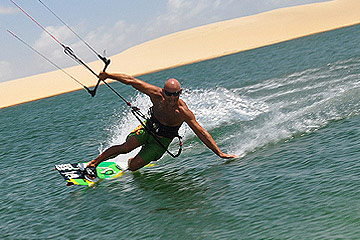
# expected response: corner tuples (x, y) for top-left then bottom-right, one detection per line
(164, 78), (181, 92)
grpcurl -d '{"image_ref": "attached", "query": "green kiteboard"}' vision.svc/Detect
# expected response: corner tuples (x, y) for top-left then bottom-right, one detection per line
(55, 162), (154, 187)
(55, 162), (125, 187)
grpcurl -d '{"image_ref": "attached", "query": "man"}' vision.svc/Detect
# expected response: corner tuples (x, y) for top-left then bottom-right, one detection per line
(85, 72), (238, 177)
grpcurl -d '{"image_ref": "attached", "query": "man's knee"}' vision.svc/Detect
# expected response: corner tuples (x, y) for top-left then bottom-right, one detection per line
(128, 156), (147, 171)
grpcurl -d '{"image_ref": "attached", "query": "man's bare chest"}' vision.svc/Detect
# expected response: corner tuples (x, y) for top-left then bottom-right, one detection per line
(152, 103), (183, 126)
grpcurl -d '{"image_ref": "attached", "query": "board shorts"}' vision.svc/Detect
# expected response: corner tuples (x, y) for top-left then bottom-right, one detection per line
(127, 121), (173, 164)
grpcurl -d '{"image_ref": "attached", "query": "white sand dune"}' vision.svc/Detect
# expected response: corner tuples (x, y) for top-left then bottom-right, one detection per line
(1, 0), (359, 109)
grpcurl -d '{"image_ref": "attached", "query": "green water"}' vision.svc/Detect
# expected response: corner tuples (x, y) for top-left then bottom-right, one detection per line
(1, 24), (360, 239)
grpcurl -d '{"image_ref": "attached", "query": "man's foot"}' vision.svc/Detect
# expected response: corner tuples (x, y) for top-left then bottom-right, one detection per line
(84, 166), (98, 182)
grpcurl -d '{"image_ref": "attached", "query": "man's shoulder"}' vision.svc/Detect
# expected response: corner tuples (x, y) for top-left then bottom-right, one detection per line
(178, 99), (189, 110)
(178, 99), (195, 120)
(149, 87), (165, 102)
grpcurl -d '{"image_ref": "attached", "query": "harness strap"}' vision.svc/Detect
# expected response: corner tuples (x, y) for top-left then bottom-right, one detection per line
(131, 107), (182, 158)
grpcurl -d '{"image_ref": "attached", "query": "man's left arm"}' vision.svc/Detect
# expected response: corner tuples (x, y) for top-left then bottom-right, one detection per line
(184, 108), (238, 159)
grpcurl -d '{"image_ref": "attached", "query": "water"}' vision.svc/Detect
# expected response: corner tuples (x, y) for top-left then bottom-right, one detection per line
(1, 24), (360, 239)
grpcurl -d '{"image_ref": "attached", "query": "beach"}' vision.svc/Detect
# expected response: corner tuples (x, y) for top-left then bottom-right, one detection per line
(1, 0), (360, 109)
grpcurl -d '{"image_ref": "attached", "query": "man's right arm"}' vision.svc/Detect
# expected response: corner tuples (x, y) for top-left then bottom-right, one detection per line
(99, 72), (160, 97)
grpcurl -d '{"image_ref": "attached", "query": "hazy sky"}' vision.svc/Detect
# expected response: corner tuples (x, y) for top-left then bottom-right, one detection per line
(0, 0), (329, 82)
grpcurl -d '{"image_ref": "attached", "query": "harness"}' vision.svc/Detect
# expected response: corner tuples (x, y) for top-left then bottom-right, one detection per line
(147, 107), (182, 139)
(131, 106), (183, 158)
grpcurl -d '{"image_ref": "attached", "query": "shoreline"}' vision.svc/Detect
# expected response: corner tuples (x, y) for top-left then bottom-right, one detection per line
(1, 0), (360, 109)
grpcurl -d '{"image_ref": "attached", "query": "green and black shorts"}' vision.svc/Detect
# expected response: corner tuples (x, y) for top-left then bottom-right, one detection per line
(127, 121), (173, 164)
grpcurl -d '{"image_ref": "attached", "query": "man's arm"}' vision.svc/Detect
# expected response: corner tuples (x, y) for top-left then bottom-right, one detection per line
(183, 106), (238, 159)
(99, 72), (161, 97)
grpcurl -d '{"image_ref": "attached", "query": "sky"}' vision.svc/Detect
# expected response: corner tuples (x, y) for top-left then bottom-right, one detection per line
(0, 0), (329, 83)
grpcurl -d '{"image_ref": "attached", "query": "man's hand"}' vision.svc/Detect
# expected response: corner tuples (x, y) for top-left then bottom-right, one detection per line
(98, 71), (109, 81)
(219, 152), (239, 159)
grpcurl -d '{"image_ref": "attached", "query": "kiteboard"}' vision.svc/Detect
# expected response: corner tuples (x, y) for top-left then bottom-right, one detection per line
(55, 162), (125, 187)
(55, 161), (155, 187)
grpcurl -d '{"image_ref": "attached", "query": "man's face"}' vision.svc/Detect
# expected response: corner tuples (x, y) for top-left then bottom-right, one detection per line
(163, 88), (182, 106)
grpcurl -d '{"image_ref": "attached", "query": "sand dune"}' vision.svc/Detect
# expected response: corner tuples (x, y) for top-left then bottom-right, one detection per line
(1, 0), (360, 109)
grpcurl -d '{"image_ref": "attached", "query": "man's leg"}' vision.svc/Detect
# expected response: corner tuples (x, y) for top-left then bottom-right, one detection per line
(128, 155), (147, 171)
(88, 135), (140, 167)
(127, 135), (173, 171)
